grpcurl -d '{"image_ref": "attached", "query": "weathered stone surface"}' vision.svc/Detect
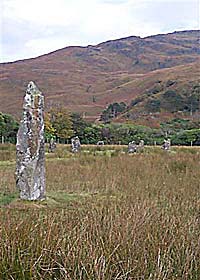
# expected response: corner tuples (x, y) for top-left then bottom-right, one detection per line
(97, 141), (104, 146)
(16, 81), (45, 200)
(71, 136), (81, 153)
(128, 141), (137, 153)
(162, 139), (171, 151)
(48, 138), (56, 153)
(138, 139), (144, 152)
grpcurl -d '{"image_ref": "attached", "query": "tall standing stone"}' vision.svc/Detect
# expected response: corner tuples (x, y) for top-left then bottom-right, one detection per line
(16, 81), (45, 200)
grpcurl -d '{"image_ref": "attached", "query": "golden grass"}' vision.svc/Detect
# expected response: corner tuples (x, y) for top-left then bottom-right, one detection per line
(0, 144), (199, 279)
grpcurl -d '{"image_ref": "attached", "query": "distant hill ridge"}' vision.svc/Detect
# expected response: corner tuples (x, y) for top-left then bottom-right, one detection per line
(0, 30), (199, 126)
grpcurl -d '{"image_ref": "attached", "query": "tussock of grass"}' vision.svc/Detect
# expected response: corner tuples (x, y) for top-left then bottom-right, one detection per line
(0, 144), (199, 279)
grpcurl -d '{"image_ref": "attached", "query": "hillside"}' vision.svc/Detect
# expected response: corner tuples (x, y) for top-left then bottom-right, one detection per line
(0, 30), (199, 125)
(105, 62), (200, 126)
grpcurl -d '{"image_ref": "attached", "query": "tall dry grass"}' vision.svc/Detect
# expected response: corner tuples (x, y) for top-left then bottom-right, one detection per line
(0, 144), (199, 279)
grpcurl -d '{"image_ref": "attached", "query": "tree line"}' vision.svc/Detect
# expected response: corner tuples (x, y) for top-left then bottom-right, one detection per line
(0, 110), (199, 146)
(0, 112), (19, 143)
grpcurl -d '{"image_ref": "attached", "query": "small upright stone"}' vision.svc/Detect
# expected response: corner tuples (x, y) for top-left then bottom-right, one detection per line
(138, 139), (144, 152)
(71, 136), (81, 153)
(97, 141), (104, 146)
(128, 141), (137, 153)
(48, 137), (56, 153)
(162, 139), (171, 151)
(16, 81), (45, 200)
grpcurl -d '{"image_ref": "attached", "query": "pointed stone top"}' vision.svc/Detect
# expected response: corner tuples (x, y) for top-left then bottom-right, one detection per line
(16, 81), (46, 200)
(26, 81), (42, 96)
(23, 81), (44, 110)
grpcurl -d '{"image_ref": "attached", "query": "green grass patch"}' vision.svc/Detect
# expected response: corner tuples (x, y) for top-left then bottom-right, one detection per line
(0, 192), (18, 206)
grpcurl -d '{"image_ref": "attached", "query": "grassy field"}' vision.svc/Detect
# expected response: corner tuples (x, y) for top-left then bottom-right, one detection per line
(0, 144), (199, 279)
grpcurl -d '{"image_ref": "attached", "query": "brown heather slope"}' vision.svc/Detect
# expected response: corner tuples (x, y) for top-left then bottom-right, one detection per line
(0, 30), (199, 124)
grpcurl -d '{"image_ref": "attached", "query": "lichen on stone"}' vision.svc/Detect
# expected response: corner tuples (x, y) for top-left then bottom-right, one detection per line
(16, 81), (45, 200)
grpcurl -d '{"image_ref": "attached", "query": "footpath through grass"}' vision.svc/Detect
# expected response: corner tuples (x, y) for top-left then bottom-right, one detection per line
(0, 144), (199, 279)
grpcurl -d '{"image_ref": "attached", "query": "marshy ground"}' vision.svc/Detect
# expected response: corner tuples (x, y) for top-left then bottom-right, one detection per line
(0, 144), (199, 279)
